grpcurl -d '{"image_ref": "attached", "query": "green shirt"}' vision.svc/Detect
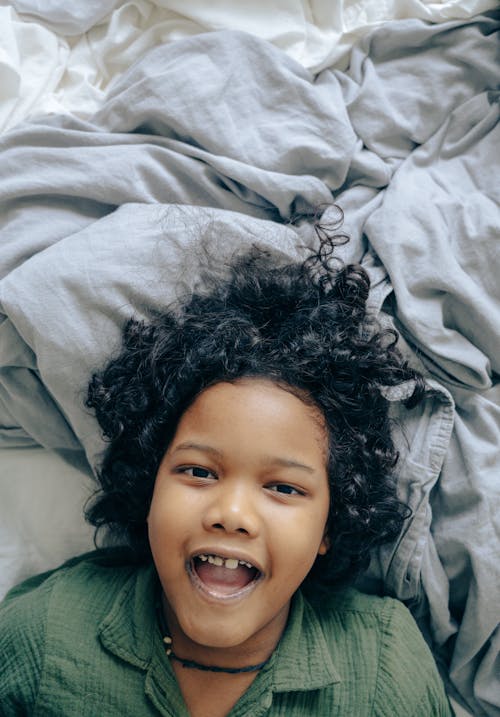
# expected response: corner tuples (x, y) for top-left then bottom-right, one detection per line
(0, 550), (451, 716)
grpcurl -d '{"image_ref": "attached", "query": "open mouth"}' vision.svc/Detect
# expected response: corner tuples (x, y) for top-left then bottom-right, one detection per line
(189, 552), (262, 599)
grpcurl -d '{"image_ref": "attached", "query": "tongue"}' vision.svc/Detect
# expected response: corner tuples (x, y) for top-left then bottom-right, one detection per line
(195, 561), (255, 594)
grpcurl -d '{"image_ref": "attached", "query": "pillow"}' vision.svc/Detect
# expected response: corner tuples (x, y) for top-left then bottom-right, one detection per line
(0, 203), (303, 469)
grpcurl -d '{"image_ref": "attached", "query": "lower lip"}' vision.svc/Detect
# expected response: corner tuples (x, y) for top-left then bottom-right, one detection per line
(186, 561), (262, 604)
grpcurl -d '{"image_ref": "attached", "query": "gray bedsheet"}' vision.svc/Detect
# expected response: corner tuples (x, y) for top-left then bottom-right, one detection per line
(0, 13), (498, 715)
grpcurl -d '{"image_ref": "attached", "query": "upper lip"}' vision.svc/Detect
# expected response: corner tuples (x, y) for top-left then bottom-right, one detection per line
(189, 548), (264, 575)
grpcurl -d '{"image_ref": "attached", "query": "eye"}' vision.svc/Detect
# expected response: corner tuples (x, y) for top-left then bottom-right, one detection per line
(268, 484), (304, 496)
(178, 466), (217, 480)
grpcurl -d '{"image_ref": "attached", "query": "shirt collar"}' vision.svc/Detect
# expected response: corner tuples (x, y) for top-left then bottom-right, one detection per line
(98, 563), (342, 693)
(269, 590), (342, 692)
(98, 561), (158, 670)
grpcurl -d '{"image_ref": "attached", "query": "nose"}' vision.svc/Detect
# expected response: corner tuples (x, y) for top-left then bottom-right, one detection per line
(202, 481), (260, 537)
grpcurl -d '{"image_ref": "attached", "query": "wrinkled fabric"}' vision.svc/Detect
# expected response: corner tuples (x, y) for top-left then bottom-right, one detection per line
(1, 0), (498, 132)
(0, 16), (498, 716)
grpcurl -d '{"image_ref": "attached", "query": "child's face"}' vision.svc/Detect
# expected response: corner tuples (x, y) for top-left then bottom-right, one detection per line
(148, 378), (330, 662)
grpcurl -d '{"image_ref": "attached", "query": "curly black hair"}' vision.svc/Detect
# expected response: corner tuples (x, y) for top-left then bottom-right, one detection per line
(85, 215), (424, 589)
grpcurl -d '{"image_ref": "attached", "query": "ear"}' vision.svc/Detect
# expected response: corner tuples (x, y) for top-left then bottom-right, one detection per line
(318, 534), (330, 556)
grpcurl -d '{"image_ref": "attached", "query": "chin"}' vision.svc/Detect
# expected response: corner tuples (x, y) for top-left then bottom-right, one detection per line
(186, 621), (252, 650)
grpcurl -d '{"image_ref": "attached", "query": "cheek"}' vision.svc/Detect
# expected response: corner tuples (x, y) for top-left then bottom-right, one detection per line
(274, 510), (328, 568)
(147, 483), (184, 544)
(306, 506), (330, 561)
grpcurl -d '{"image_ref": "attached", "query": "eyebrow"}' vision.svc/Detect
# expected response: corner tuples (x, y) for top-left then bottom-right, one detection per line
(171, 442), (315, 474)
(172, 442), (223, 458)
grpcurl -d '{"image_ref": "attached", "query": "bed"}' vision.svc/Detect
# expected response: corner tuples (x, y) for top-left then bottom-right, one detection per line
(0, 2), (499, 715)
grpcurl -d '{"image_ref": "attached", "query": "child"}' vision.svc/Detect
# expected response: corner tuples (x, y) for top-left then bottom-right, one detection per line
(0, 226), (452, 716)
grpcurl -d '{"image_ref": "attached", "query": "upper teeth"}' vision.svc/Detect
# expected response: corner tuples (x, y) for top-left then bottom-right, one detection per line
(197, 554), (254, 570)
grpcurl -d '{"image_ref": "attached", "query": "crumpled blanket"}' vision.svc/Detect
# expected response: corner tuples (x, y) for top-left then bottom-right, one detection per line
(0, 13), (498, 715)
(1, 0), (498, 132)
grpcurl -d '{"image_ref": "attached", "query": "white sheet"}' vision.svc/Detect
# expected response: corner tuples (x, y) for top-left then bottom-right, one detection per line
(0, 0), (498, 132)
(0, 447), (94, 600)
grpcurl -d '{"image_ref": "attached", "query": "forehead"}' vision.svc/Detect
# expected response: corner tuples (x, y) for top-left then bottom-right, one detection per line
(171, 378), (328, 461)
